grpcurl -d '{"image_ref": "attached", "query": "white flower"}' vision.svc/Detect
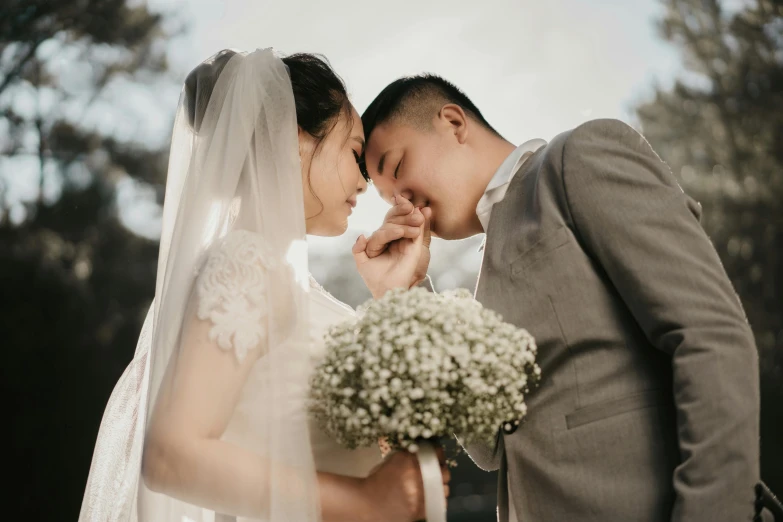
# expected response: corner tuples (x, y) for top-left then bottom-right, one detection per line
(311, 286), (541, 453)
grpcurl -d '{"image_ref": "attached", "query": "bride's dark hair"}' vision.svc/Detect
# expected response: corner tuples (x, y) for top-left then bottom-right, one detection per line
(184, 50), (354, 167)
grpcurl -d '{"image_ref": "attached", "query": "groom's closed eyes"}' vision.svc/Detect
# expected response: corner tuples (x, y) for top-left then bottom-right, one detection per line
(373, 150), (405, 204)
(377, 151), (403, 179)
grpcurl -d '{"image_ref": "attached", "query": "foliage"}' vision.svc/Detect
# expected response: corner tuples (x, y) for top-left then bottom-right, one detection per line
(636, 0), (783, 494)
(0, 1), (171, 518)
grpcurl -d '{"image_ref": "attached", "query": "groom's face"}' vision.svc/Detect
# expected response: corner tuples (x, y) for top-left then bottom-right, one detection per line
(364, 115), (480, 240)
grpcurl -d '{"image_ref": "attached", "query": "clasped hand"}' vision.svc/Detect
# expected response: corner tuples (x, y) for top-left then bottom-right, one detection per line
(352, 195), (432, 299)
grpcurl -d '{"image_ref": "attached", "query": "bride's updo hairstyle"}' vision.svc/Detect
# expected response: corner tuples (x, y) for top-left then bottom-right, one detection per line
(184, 49), (358, 173)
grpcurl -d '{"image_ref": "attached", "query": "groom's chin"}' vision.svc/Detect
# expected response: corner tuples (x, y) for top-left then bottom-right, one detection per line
(435, 227), (474, 241)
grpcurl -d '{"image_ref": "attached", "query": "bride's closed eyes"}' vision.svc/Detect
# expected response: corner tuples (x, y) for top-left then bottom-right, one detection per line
(353, 150), (369, 181)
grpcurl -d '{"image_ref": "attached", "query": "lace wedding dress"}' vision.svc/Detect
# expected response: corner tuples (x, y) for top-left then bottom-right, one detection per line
(191, 230), (382, 522)
(81, 231), (381, 522)
(304, 276), (382, 477)
(199, 231), (381, 481)
(80, 49), (377, 522)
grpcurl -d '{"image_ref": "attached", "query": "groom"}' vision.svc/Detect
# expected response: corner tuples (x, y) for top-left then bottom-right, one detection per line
(355, 75), (761, 521)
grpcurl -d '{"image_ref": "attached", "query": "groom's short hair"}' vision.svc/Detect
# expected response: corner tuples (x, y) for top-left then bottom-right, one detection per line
(361, 75), (500, 142)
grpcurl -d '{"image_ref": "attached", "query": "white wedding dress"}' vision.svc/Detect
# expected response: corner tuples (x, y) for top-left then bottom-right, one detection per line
(81, 49), (377, 521)
(197, 234), (382, 521)
(193, 235), (382, 521)
(303, 277), (383, 477)
(217, 276), (381, 479)
(199, 231), (381, 481)
(81, 234), (381, 522)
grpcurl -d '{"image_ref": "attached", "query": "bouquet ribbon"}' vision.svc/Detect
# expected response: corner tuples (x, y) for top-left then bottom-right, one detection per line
(416, 441), (446, 522)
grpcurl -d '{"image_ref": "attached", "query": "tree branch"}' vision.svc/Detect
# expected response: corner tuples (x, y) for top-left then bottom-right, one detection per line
(0, 39), (44, 97)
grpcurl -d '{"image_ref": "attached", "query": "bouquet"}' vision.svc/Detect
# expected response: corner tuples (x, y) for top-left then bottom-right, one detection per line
(310, 287), (541, 458)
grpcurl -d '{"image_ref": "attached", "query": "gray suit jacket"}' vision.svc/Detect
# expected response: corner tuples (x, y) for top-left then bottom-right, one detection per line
(466, 119), (761, 521)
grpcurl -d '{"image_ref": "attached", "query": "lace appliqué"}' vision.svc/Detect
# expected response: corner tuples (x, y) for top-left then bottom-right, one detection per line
(196, 230), (275, 363)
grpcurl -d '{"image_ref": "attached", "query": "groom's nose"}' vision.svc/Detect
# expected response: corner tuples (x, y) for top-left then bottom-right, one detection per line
(399, 189), (414, 202)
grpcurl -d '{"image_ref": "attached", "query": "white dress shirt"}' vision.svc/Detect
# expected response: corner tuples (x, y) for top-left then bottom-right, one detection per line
(476, 138), (547, 233)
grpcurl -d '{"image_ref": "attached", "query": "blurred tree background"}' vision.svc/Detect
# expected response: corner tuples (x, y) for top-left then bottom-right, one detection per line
(1, 0), (780, 520)
(0, 0), (171, 518)
(636, 0), (783, 496)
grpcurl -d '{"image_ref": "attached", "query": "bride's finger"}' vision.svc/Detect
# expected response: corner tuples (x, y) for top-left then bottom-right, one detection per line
(383, 211), (424, 228)
(434, 445), (446, 464)
(420, 207), (432, 248)
(366, 225), (420, 257)
(352, 235), (370, 265)
(412, 208), (427, 246)
(441, 466), (451, 484)
(384, 195), (414, 220)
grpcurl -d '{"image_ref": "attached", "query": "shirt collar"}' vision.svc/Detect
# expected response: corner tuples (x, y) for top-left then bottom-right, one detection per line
(476, 138), (547, 233)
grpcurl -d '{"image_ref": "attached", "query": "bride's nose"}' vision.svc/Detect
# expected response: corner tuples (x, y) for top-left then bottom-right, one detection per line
(399, 189), (414, 202)
(357, 175), (368, 194)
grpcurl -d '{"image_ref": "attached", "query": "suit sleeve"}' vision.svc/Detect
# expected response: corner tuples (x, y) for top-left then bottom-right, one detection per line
(561, 119), (760, 521)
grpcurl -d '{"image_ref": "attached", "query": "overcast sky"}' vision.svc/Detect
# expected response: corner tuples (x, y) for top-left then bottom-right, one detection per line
(5, 0), (688, 259)
(150, 0), (683, 243)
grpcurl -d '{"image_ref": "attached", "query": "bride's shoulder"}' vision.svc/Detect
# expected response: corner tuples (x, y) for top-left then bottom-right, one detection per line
(194, 229), (273, 362)
(210, 229), (272, 261)
(199, 230), (277, 277)
(197, 229), (273, 295)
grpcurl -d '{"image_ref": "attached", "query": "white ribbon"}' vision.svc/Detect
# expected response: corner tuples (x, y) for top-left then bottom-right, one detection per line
(415, 441), (446, 522)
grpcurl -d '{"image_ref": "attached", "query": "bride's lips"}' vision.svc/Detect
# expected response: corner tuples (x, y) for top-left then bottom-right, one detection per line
(346, 198), (357, 209)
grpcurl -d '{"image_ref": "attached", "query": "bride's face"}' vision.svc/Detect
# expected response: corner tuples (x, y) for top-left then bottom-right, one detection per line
(300, 106), (368, 236)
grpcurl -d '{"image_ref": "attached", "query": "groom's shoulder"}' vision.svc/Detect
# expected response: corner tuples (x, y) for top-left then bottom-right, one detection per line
(530, 118), (645, 188)
(526, 119), (645, 184)
(536, 119), (638, 161)
(561, 118), (650, 152)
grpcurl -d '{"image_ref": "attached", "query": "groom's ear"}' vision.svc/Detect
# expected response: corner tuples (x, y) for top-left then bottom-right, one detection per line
(438, 104), (469, 145)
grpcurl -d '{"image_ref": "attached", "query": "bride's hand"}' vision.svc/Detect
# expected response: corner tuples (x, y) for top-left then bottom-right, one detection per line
(353, 197), (432, 299)
(360, 451), (450, 522)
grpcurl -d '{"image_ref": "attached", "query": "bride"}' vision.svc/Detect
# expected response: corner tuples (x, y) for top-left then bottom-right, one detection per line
(79, 48), (447, 522)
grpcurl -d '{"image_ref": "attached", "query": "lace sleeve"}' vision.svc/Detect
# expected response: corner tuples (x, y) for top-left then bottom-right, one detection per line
(195, 230), (275, 363)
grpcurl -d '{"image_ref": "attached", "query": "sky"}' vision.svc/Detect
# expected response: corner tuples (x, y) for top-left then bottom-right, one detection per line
(154, 0), (684, 257)
(3, 0), (687, 263)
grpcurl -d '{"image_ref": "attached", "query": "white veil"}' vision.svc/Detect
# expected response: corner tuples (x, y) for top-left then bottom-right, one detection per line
(79, 48), (319, 521)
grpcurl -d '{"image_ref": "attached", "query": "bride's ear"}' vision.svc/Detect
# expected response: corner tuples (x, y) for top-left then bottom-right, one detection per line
(297, 126), (310, 160)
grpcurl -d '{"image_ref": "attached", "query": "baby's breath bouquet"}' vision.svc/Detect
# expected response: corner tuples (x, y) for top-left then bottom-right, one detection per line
(310, 286), (541, 460)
